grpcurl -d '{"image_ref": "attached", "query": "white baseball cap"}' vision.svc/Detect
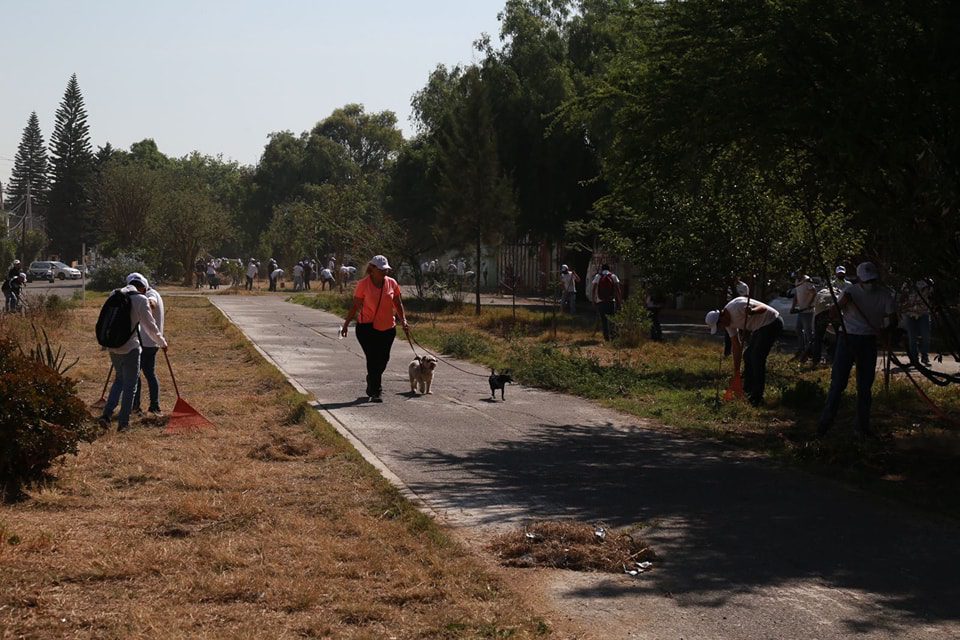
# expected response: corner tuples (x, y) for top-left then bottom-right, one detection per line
(561, 264), (569, 272)
(705, 309), (721, 334)
(368, 255), (391, 271)
(856, 262), (879, 282)
(125, 272), (149, 289)
(835, 265), (846, 275)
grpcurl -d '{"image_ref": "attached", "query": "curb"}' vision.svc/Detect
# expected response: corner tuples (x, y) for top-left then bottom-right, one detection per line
(209, 299), (441, 521)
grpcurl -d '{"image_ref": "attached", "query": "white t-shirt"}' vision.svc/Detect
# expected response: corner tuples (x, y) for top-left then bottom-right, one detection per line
(793, 281), (817, 311)
(293, 264), (304, 277)
(141, 289), (166, 348)
(723, 296), (780, 337)
(271, 268), (284, 280)
(320, 268), (333, 280)
(561, 272), (577, 293)
(246, 263), (258, 278)
(840, 283), (895, 336)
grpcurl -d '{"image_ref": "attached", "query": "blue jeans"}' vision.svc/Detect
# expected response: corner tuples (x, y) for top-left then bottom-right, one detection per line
(102, 349), (141, 428)
(133, 347), (160, 412)
(904, 314), (931, 364)
(4, 290), (17, 312)
(819, 334), (877, 434)
(797, 311), (814, 353)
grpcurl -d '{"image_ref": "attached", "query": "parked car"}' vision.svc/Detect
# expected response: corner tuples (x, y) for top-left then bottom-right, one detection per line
(26, 261), (55, 283)
(767, 296), (798, 333)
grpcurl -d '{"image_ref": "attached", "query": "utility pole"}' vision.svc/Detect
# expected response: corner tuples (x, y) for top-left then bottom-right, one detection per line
(21, 182), (31, 262)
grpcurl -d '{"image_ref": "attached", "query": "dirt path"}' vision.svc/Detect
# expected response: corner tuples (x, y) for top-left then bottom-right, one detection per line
(213, 295), (960, 640)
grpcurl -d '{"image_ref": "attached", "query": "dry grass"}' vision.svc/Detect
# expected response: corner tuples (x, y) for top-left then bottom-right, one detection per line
(488, 522), (653, 574)
(0, 296), (555, 639)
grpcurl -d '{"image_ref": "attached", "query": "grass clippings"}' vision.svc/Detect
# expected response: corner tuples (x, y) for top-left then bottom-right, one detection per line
(489, 521), (653, 573)
(0, 295), (555, 639)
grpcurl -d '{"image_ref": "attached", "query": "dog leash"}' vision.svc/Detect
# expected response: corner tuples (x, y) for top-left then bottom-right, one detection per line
(406, 330), (491, 379)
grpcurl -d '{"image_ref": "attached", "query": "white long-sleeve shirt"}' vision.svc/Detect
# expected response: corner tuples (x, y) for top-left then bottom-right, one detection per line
(141, 288), (166, 348)
(109, 285), (167, 354)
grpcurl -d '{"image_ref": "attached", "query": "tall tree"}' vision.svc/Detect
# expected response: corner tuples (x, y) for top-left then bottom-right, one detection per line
(312, 104), (403, 175)
(7, 112), (49, 209)
(47, 74), (95, 259)
(436, 68), (516, 315)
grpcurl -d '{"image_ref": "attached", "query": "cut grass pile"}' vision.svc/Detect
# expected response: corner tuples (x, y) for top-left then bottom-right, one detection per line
(489, 522), (653, 574)
(0, 296), (554, 638)
(292, 291), (960, 517)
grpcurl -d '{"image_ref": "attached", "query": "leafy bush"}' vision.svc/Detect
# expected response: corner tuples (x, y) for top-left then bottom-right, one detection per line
(0, 338), (96, 501)
(613, 295), (650, 348)
(439, 331), (491, 359)
(89, 253), (153, 291)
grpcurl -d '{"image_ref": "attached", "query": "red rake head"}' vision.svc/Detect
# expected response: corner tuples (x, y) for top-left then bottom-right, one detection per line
(164, 397), (214, 434)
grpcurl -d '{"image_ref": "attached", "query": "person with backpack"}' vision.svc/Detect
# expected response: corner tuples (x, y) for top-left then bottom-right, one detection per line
(96, 273), (168, 432)
(130, 273), (165, 417)
(591, 264), (622, 341)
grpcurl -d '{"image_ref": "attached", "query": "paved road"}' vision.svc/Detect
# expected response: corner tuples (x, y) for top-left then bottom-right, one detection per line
(211, 296), (957, 639)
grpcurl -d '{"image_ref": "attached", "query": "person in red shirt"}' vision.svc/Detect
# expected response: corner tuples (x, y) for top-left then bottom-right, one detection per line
(340, 255), (410, 402)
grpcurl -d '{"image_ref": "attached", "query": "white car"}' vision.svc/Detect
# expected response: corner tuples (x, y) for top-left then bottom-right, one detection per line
(49, 261), (82, 280)
(767, 296), (798, 333)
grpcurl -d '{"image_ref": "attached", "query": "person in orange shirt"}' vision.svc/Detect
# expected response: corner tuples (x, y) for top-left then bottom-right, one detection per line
(340, 255), (410, 402)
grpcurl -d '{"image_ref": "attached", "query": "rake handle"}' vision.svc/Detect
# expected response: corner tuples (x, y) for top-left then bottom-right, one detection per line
(99, 363), (114, 400)
(163, 349), (181, 398)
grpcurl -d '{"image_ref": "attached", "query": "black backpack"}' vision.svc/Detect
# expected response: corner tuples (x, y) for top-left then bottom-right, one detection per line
(96, 290), (138, 348)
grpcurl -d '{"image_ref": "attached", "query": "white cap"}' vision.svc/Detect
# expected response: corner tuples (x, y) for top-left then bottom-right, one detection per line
(369, 255), (391, 271)
(856, 262), (879, 282)
(705, 310), (721, 334)
(13, 259), (20, 265)
(125, 272), (149, 289)
(561, 264), (569, 272)
(835, 265), (846, 275)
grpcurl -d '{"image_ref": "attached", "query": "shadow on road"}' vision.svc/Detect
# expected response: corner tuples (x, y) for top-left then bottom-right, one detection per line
(401, 422), (959, 626)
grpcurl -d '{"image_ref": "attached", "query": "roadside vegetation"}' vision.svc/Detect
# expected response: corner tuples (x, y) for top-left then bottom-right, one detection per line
(292, 291), (960, 518)
(0, 297), (555, 638)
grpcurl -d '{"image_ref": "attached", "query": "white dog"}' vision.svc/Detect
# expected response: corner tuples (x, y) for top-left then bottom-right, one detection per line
(408, 355), (438, 395)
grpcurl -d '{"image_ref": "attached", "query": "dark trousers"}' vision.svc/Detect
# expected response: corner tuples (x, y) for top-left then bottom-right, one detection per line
(598, 301), (618, 341)
(648, 308), (662, 341)
(268, 276), (276, 292)
(743, 317), (783, 406)
(355, 324), (396, 397)
(245, 276), (254, 291)
(819, 334), (878, 434)
(133, 346), (160, 412)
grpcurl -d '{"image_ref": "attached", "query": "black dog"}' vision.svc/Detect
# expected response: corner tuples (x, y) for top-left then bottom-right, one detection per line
(488, 369), (514, 401)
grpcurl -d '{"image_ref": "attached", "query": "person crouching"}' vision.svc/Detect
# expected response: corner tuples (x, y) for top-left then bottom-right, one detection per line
(339, 255), (410, 403)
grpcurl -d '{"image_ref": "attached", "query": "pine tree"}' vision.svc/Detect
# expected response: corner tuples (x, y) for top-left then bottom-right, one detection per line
(7, 112), (49, 209)
(47, 73), (94, 259)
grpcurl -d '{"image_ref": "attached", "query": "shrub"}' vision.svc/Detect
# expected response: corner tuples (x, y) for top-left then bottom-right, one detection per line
(0, 338), (96, 501)
(89, 253), (153, 291)
(613, 294), (650, 348)
(439, 331), (491, 359)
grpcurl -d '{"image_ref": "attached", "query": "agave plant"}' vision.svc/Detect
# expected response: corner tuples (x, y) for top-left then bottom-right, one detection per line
(19, 323), (79, 376)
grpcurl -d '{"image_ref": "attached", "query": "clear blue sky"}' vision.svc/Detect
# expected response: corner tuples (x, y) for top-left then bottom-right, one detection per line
(1, 0), (506, 187)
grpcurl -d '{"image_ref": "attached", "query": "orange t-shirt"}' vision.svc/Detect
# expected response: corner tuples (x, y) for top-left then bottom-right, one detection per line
(354, 276), (402, 331)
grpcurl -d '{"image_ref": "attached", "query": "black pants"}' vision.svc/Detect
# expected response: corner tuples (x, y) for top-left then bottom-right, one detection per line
(268, 276), (276, 292)
(648, 307), (662, 341)
(598, 300), (618, 341)
(245, 276), (254, 290)
(355, 324), (396, 397)
(743, 317), (783, 406)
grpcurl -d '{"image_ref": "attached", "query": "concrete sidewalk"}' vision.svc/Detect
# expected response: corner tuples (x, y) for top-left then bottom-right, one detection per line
(212, 296), (958, 640)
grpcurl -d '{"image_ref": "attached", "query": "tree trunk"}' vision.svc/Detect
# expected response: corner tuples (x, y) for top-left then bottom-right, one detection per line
(475, 227), (482, 316)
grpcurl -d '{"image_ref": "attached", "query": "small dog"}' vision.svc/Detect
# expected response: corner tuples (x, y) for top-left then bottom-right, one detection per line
(488, 369), (514, 401)
(408, 355), (439, 395)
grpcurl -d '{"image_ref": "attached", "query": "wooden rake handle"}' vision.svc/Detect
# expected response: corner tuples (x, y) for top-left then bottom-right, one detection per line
(162, 349), (182, 399)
